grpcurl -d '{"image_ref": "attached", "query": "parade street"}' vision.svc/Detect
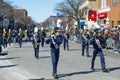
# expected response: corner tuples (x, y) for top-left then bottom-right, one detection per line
(0, 41), (120, 80)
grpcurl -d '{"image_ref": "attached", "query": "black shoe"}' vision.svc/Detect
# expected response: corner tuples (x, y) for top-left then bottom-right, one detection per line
(35, 56), (39, 59)
(102, 69), (109, 72)
(67, 49), (69, 51)
(91, 67), (95, 71)
(82, 54), (84, 56)
(36, 56), (39, 59)
(87, 55), (91, 57)
(52, 73), (58, 79)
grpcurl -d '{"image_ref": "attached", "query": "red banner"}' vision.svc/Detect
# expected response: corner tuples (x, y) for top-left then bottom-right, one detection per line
(88, 10), (97, 21)
(98, 12), (107, 19)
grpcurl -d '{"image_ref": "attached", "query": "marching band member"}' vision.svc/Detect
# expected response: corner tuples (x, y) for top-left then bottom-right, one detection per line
(46, 27), (63, 79)
(89, 29), (108, 72)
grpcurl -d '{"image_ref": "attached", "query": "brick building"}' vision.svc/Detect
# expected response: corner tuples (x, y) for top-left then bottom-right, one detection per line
(98, 0), (120, 28)
(13, 9), (28, 24)
(81, 0), (120, 28)
(93, 0), (120, 28)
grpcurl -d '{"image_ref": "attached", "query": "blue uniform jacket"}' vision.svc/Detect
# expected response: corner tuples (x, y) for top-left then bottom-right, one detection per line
(89, 38), (102, 51)
(0, 35), (3, 45)
(80, 35), (86, 44)
(46, 35), (63, 50)
(80, 34), (89, 44)
(63, 34), (69, 42)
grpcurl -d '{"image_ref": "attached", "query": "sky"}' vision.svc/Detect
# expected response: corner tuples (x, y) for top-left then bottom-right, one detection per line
(9, 0), (63, 23)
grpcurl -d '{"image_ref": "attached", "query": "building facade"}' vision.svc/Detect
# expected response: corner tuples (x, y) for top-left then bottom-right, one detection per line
(80, 0), (99, 29)
(107, 0), (120, 28)
(14, 9), (28, 24)
(81, 0), (120, 28)
(98, 0), (120, 28)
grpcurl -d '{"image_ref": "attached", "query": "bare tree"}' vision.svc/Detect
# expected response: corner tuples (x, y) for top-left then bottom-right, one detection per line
(4, 0), (19, 9)
(24, 16), (35, 25)
(55, 0), (87, 28)
(0, 0), (15, 19)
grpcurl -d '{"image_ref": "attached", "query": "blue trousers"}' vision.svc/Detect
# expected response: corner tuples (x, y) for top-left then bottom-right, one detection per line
(8, 38), (11, 46)
(34, 48), (39, 58)
(82, 43), (89, 56)
(41, 37), (44, 47)
(91, 49), (106, 69)
(63, 40), (69, 50)
(51, 48), (60, 73)
(19, 39), (22, 48)
(0, 46), (2, 53)
(3, 39), (7, 48)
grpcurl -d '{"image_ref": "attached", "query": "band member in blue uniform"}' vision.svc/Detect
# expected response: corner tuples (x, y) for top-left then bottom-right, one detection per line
(63, 32), (69, 50)
(0, 45), (2, 54)
(80, 31), (90, 57)
(7, 30), (12, 46)
(89, 29), (108, 72)
(40, 31), (46, 47)
(18, 31), (23, 48)
(0, 33), (3, 54)
(46, 27), (63, 79)
(33, 33), (40, 59)
(3, 32), (8, 48)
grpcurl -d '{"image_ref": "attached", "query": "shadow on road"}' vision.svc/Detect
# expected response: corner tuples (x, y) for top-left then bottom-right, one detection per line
(0, 64), (18, 69)
(0, 57), (20, 60)
(109, 67), (120, 72)
(29, 78), (44, 80)
(0, 52), (8, 56)
(29, 78), (63, 80)
(58, 70), (96, 78)
(39, 56), (51, 59)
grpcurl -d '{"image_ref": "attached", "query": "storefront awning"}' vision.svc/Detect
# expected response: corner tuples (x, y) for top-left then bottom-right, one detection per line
(98, 7), (110, 13)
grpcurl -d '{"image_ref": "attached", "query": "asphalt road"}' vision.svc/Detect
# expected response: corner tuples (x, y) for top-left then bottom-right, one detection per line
(0, 41), (120, 80)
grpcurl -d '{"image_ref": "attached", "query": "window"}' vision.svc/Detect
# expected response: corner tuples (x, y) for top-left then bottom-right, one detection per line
(117, 21), (120, 25)
(113, 0), (118, 5)
(112, 21), (114, 28)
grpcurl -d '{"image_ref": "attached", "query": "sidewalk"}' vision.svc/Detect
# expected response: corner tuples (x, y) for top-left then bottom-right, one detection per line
(69, 40), (120, 55)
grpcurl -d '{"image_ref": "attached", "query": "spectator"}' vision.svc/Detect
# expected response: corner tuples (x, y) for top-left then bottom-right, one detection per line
(112, 31), (118, 53)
